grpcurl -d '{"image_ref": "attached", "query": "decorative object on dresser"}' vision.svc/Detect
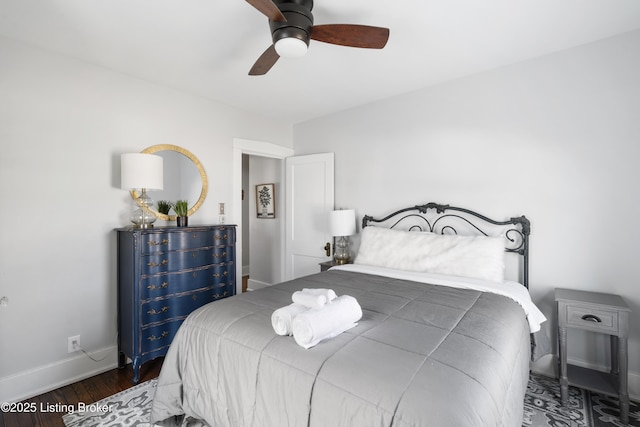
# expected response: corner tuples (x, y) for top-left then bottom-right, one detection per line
(116, 225), (236, 383)
(120, 153), (164, 228)
(172, 199), (189, 227)
(555, 288), (631, 424)
(329, 209), (356, 264)
(129, 144), (208, 223)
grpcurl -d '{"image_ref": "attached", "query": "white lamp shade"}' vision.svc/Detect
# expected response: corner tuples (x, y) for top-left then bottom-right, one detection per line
(121, 153), (164, 190)
(330, 209), (356, 237)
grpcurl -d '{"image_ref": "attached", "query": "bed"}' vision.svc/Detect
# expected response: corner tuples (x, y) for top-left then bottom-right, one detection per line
(150, 202), (547, 427)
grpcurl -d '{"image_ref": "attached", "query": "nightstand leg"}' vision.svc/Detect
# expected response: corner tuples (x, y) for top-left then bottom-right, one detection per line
(558, 326), (569, 404)
(618, 337), (629, 424)
(610, 335), (619, 375)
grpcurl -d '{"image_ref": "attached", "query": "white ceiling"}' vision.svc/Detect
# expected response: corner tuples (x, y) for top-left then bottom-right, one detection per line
(2, 0), (640, 125)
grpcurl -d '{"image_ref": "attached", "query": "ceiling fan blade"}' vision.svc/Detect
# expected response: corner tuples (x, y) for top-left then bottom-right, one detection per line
(245, 0), (286, 22)
(310, 24), (389, 49)
(249, 44), (280, 75)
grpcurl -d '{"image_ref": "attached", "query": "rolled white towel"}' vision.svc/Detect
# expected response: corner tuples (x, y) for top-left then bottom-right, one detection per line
(292, 295), (363, 349)
(292, 291), (327, 309)
(271, 303), (308, 336)
(301, 288), (337, 302)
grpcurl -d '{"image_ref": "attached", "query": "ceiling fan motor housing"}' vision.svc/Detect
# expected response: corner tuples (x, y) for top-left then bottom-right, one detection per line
(269, 0), (314, 46)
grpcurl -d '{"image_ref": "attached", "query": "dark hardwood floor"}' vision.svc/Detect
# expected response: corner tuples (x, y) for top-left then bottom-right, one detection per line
(0, 358), (163, 427)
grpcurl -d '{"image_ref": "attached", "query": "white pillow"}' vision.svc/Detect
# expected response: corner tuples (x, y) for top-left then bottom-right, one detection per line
(354, 226), (505, 283)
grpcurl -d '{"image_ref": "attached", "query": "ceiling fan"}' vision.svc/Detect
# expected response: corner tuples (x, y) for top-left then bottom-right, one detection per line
(245, 0), (390, 75)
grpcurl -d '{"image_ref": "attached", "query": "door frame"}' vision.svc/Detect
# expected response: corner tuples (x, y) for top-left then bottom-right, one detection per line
(232, 138), (294, 293)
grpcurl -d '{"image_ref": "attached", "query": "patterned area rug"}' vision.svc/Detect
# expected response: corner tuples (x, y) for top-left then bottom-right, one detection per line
(524, 373), (639, 427)
(62, 374), (638, 426)
(62, 379), (157, 427)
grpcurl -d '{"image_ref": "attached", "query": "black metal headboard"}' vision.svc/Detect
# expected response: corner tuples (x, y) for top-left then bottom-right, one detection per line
(362, 202), (531, 288)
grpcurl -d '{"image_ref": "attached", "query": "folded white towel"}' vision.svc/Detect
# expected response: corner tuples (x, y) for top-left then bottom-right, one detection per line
(271, 303), (308, 336)
(292, 288), (338, 308)
(292, 295), (363, 349)
(292, 292), (326, 309)
(301, 288), (337, 302)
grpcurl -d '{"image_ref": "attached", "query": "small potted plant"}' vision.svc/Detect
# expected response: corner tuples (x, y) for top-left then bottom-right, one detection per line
(173, 200), (189, 227)
(156, 200), (172, 216)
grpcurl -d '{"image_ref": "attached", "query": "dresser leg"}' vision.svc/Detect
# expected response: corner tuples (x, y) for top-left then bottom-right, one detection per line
(118, 351), (126, 369)
(132, 358), (141, 384)
(558, 326), (569, 404)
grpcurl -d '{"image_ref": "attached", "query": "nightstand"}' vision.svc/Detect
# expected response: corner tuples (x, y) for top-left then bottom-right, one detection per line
(555, 288), (630, 424)
(319, 260), (348, 272)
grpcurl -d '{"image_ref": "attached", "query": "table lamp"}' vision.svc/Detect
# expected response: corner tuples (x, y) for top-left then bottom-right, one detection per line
(121, 153), (163, 228)
(330, 209), (356, 264)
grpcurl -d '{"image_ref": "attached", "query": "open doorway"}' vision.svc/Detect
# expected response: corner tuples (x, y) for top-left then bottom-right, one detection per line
(242, 154), (283, 291)
(233, 139), (294, 294)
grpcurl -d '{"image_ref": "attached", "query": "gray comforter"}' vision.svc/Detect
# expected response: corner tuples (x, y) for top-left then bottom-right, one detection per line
(150, 269), (532, 427)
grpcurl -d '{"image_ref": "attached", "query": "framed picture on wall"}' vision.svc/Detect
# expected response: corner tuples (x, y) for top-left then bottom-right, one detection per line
(256, 183), (275, 218)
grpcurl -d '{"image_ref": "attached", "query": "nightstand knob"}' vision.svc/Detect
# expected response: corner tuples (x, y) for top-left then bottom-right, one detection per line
(581, 314), (602, 323)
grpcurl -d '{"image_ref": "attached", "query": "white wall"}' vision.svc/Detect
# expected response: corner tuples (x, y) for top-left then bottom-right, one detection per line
(294, 30), (640, 398)
(0, 35), (292, 402)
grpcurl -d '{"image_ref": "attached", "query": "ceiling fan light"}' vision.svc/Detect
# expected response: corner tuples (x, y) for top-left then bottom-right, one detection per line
(274, 37), (308, 59)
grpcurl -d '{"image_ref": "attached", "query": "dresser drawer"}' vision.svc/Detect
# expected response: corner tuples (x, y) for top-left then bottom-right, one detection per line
(141, 227), (235, 255)
(141, 247), (218, 274)
(141, 230), (212, 254)
(140, 319), (182, 354)
(564, 304), (619, 333)
(141, 288), (215, 326)
(141, 263), (234, 299)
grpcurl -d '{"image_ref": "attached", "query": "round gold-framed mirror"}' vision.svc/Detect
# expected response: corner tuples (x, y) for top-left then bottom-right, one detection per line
(130, 144), (208, 221)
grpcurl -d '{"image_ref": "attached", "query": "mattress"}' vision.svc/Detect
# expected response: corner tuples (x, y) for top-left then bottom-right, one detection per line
(150, 267), (535, 427)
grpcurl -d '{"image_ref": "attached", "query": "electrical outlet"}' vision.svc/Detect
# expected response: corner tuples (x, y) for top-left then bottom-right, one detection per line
(68, 335), (80, 353)
(219, 203), (225, 215)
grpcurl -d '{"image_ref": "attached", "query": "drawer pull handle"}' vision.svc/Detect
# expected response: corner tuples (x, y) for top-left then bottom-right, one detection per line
(148, 331), (169, 341)
(148, 239), (169, 246)
(148, 306), (169, 315)
(147, 282), (169, 291)
(148, 259), (168, 267)
(581, 314), (602, 323)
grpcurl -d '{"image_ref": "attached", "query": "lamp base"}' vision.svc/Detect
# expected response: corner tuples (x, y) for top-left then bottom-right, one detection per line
(333, 236), (351, 265)
(133, 223), (154, 229)
(130, 188), (158, 229)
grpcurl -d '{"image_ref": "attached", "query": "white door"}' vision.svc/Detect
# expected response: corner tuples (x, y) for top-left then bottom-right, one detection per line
(285, 153), (334, 280)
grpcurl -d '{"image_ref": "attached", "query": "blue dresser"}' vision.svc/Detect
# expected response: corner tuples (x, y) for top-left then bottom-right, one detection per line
(116, 225), (236, 383)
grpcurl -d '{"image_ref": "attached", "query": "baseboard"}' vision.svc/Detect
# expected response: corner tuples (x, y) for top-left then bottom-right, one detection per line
(531, 354), (640, 402)
(247, 278), (271, 291)
(0, 345), (118, 403)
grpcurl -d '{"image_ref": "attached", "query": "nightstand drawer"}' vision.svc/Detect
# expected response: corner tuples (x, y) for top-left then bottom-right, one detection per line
(564, 305), (618, 333)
